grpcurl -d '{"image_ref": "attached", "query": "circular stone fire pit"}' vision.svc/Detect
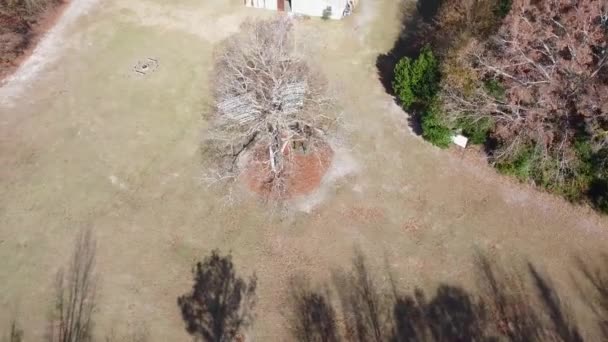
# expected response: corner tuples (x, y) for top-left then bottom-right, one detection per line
(133, 58), (159, 75)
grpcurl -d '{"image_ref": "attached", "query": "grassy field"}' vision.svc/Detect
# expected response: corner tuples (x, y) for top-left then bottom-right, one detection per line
(1, 0), (607, 340)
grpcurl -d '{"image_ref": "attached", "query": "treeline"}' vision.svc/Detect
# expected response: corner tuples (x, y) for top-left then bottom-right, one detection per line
(389, 0), (608, 213)
(0, 0), (58, 14)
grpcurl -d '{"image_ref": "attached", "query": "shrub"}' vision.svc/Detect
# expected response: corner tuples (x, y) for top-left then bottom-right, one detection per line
(457, 117), (493, 145)
(392, 45), (440, 109)
(493, 0), (512, 18)
(483, 79), (505, 101)
(495, 141), (600, 202)
(538, 159), (590, 201)
(495, 147), (534, 181)
(421, 101), (452, 148)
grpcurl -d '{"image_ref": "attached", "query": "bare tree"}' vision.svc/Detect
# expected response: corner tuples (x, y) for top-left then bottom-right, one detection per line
(0, 0), (59, 16)
(440, 0), (608, 186)
(47, 228), (97, 342)
(202, 17), (335, 198)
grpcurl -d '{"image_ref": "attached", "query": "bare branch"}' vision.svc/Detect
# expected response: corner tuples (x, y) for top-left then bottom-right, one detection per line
(202, 17), (336, 200)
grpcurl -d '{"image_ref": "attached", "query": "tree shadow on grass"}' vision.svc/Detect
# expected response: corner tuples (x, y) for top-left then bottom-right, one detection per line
(177, 250), (257, 342)
(528, 264), (583, 342)
(287, 249), (494, 341)
(391, 284), (491, 342)
(475, 253), (589, 342)
(332, 249), (392, 342)
(474, 253), (544, 341)
(47, 228), (97, 342)
(424, 285), (489, 341)
(574, 254), (608, 340)
(3, 319), (23, 342)
(286, 248), (603, 342)
(286, 276), (340, 342)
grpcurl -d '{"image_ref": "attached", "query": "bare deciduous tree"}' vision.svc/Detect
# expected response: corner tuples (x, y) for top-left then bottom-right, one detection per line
(202, 17), (335, 197)
(47, 228), (97, 342)
(440, 0), (608, 186)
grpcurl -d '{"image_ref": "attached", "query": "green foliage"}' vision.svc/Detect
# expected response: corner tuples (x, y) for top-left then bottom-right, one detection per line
(457, 117), (493, 145)
(493, 0), (512, 18)
(541, 161), (590, 201)
(496, 147), (534, 181)
(483, 79), (506, 101)
(392, 46), (440, 109)
(322, 6), (332, 20)
(551, 141), (601, 202)
(393, 57), (416, 107)
(403, 0), (606, 214)
(495, 141), (606, 204)
(421, 101), (452, 148)
(392, 46), (448, 147)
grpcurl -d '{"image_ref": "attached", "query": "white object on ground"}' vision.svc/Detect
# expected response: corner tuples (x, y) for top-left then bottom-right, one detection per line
(452, 134), (468, 148)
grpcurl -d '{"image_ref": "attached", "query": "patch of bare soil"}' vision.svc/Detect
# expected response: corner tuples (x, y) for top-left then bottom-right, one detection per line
(242, 141), (333, 199)
(0, 0), (69, 81)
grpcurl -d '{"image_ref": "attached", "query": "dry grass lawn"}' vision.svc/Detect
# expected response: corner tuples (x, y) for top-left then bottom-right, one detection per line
(1, 0), (607, 340)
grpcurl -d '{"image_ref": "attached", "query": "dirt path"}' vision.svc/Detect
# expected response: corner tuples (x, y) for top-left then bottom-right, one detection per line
(0, 0), (607, 340)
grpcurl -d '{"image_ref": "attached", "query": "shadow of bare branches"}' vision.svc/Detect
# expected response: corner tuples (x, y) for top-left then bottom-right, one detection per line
(332, 249), (391, 342)
(47, 228), (97, 342)
(6, 240), (608, 342)
(286, 249), (608, 342)
(286, 276), (340, 342)
(104, 324), (149, 342)
(177, 250), (257, 342)
(3, 319), (23, 342)
(528, 264), (583, 342)
(575, 254), (608, 340)
(474, 253), (543, 341)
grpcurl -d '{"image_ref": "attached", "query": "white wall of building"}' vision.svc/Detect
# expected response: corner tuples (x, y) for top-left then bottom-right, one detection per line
(291, 0), (348, 19)
(246, 0), (354, 20)
(245, 0), (278, 11)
